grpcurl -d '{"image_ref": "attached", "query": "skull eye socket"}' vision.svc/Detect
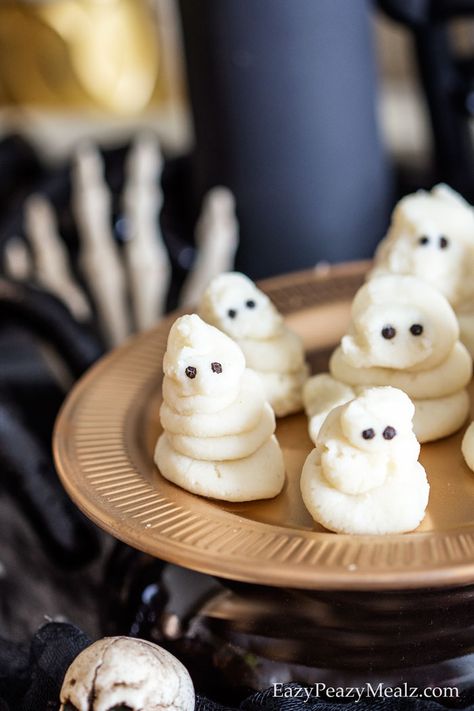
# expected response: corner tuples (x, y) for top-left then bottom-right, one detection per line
(418, 235), (430, 246)
(227, 308), (237, 319)
(185, 366), (197, 379)
(362, 428), (375, 440)
(383, 426), (397, 440)
(381, 325), (396, 339)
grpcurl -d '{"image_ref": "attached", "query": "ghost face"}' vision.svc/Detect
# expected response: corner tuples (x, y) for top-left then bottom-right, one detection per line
(166, 345), (238, 398)
(341, 276), (459, 371)
(316, 387), (419, 495)
(380, 186), (474, 304)
(343, 302), (434, 370)
(200, 272), (282, 340)
(340, 387), (415, 454)
(385, 224), (467, 303)
(163, 314), (245, 398)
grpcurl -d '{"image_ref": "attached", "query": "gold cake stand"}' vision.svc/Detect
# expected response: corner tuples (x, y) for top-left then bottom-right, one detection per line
(53, 261), (474, 592)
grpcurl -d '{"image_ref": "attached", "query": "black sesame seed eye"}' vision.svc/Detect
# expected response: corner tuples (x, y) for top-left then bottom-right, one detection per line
(439, 235), (449, 249)
(185, 366), (197, 379)
(245, 299), (256, 308)
(419, 236), (430, 246)
(381, 325), (396, 339)
(227, 309), (237, 319)
(211, 361), (222, 373)
(383, 426), (397, 440)
(362, 428), (375, 440)
(410, 323), (423, 336)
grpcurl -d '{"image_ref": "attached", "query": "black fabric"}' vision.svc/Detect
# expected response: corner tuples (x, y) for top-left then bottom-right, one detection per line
(0, 623), (91, 711)
(0, 398), (100, 567)
(0, 623), (473, 711)
(0, 279), (103, 377)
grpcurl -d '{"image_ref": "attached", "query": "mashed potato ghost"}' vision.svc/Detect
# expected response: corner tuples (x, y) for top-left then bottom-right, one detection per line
(462, 422), (474, 473)
(199, 272), (309, 416)
(301, 387), (429, 534)
(304, 275), (472, 444)
(155, 314), (285, 501)
(369, 184), (474, 354)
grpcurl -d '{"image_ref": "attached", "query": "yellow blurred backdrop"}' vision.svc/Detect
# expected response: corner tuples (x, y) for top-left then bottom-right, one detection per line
(0, 0), (185, 115)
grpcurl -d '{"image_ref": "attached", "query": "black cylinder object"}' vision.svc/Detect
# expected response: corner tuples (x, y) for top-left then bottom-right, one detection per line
(179, 0), (393, 278)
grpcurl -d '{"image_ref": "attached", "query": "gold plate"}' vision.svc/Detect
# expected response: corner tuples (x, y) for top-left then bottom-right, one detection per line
(54, 261), (474, 591)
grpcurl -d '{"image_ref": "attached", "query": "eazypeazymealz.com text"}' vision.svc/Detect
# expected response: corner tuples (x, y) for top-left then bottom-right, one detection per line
(272, 682), (459, 703)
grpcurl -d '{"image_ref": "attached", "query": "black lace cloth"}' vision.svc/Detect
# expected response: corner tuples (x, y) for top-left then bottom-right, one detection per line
(0, 623), (471, 711)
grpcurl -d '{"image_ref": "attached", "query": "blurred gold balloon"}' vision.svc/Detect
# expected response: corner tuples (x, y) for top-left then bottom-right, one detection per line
(0, 0), (162, 114)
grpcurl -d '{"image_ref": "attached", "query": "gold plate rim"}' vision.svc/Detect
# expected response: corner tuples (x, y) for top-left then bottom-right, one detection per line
(54, 261), (474, 591)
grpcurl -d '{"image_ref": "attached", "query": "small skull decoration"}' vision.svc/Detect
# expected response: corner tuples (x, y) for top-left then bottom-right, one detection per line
(59, 636), (195, 711)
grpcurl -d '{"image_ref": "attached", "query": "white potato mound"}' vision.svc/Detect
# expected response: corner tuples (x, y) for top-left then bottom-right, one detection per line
(368, 184), (474, 358)
(166, 402), (275, 461)
(258, 369), (309, 419)
(303, 374), (356, 446)
(342, 275), (459, 371)
(156, 433), (285, 502)
(304, 274), (472, 444)
(462, 422), (474, 473)
(160, 368), (265, 437)
(369, 183), (474, 308)
(300, 387), (429, 535)
(199, 271), (309, 416)
(155, 314), (285, 501)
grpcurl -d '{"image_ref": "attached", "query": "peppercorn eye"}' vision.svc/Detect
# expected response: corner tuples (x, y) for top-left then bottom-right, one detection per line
(383, 426), (397, 440)
(245, 299), (256, 308)
(410, 323), (423, 336)
(185, 366), (197, 379)
(227, 309), (237, 319)
(381, 325), (396, 339)
(419, 236), (430, 246)
(211, 361), (222, 373)
(439, 236), (449, 249)
(362, 428), (375, 440)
